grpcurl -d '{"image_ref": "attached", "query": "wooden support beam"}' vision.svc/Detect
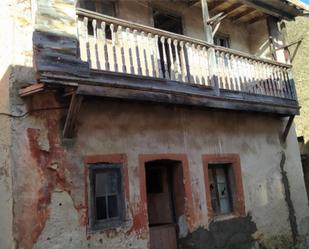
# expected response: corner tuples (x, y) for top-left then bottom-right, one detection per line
(231, 8), (256, 22)
(63, 92), (83, 139)
(208, 1), (225, 12)
(221, 3), (244, 16)
(19, 83), (45, 97)
(248, 14), (267, 24)
(282, 116), (295, 142)
(201, 0), (219, 95)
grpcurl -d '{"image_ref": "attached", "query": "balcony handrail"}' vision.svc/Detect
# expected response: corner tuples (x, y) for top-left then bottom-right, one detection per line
(76, 7), (292, 69)
(76, 8), (297, 101)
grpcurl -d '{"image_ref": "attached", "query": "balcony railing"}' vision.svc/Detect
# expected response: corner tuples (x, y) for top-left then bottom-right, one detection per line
(77, 8), (296, 101)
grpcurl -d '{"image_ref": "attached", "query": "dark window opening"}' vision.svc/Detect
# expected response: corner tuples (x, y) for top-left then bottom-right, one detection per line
(214, 34), (230, 48)
(89, 163), (124, 230)
(78, 0), (117, 16)
(208, 164), (234, 215)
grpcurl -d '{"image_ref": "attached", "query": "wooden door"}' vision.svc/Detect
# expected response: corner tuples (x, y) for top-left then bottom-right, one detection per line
(146, 164), (178, 249)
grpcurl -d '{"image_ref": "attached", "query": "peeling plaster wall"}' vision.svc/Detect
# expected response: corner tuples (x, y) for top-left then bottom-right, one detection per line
(10, 94), (309, 249)
(0, 0), (34, 248)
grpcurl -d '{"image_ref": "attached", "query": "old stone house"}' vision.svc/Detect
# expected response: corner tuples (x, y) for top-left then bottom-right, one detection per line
(0, 0), (309, 249)
(285, 15), (309, 202)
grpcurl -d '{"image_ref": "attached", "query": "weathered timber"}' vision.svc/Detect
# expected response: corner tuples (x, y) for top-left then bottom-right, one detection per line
(63, 92), (83, 139)
(33, 31), (90, 77)
(282, 115), (295, 142)
(19, 83), (45, 97)
(39, 71), (299, 116)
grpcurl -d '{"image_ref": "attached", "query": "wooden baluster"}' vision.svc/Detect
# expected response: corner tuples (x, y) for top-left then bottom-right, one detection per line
(255, 62), (261, 94)
(261, 63), (268, 95)
(110, 24), (118, 72)
(91, 19), (100, 69)
(160, 36), (169, 79)
(216, 51), (223, 88)
(243, 58), (249, 92)
(133, 29), (142, 75)
(197, 45), (206, 85)
(201, 47), (208, 85)
(125, 28), (134, 74)
(154, 35), (163, 78)
(148, 33), (156, 77)
(141, 31), (149, 76)
(239, 57), (246, 91)
(287, 68), (296, 100)
(227, 54), (234, 90)
(174, 39), (181, 81)
(179, 41), (188, 82)
(167, 38), (175, 80)
(269, 65), (277, 96)
(235, 56), (242, 91)
(221, 52), (228, 89)
(117, 26), (127, 73)
(283, 68), (292, 99)
(186, 42), (193, 83)
(267, 64), (275, 96)
(191, 43), (199, 84)
(99, 22), (110, 71)
(83, 17), (92, 67)
(274, 66), (282, 97)
(278, 67), (286, 97)
(78, 18), (87, 62)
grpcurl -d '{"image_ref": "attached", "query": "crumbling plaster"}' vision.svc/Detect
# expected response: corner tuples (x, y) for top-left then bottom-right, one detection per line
(9, 93), (309, 249)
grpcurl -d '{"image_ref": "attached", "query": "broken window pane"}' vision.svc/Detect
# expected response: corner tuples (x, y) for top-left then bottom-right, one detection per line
(96, 196), (107, 220)
(208, 164), (233, 215)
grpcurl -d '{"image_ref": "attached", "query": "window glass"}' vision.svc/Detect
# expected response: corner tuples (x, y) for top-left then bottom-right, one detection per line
(90, 164), (124, 230)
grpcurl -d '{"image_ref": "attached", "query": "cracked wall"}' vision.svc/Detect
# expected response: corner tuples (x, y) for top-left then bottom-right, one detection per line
(8, 93), (309, 249)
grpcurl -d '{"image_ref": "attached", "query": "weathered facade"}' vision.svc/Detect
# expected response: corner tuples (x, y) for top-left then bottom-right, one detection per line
(285, 15), (309, 201)
(1, 0), (309, 249)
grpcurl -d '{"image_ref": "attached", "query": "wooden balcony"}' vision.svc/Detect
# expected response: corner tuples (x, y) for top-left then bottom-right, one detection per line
(73, 8), (298, 116)
(29, 8), (298, 119)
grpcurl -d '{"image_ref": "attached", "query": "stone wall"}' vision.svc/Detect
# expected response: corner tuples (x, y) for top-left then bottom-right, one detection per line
(285, 16), (309, 153)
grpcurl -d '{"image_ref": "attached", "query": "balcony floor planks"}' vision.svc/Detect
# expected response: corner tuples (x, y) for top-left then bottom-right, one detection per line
(40, 70), (299, 116)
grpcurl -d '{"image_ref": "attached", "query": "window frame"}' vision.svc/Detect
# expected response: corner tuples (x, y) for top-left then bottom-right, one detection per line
(202, 154), (245, 220)
(214, 32), (230, 48)
(84, 154), (128, 232)
(89, 163), (125, 230)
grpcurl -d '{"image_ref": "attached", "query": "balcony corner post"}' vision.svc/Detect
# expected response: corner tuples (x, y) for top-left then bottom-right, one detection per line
(201, 0), (220, 96)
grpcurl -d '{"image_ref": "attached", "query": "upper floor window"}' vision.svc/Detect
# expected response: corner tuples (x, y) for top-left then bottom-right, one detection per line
(78, 0), (117, 16)
(89, 163), (125, 230)
(214, 33), (230, 48)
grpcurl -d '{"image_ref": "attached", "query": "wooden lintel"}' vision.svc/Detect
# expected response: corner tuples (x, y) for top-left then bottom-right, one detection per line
(19, 83), (45, 97)
(63, 92), (83, 139)
(282, 115), (295, 142)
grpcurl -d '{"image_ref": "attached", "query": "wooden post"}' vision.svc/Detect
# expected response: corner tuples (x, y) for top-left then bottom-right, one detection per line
(201, 0), (219, 95)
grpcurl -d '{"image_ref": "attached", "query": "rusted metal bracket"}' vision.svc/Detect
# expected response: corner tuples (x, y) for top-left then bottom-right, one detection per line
(63, 91), (83, 139)
(282, 115), (295, 143)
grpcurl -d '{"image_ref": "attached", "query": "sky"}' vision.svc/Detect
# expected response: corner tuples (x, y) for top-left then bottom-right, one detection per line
(301, 0), (309, 5)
